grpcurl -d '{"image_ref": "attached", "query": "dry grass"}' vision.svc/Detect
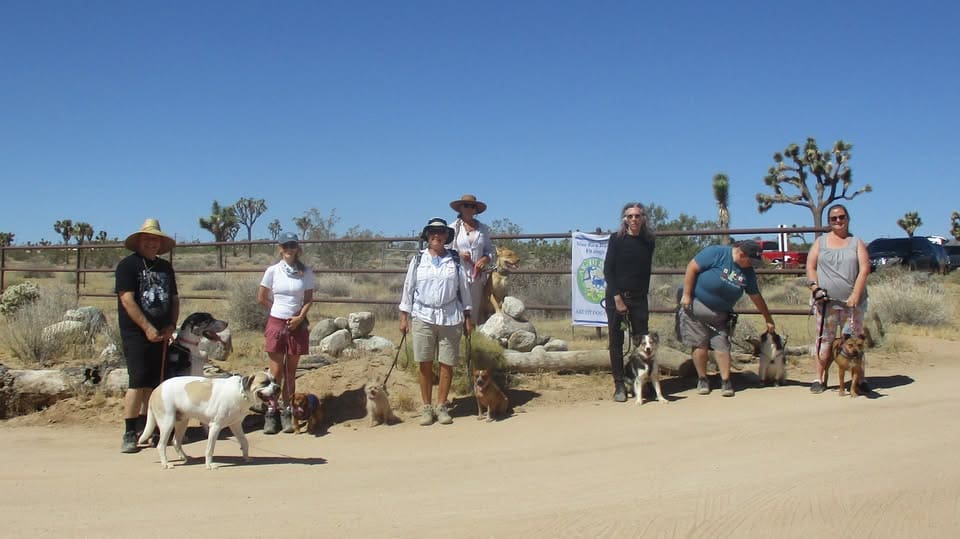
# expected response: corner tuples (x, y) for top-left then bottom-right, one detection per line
(2, 251), (959, 372)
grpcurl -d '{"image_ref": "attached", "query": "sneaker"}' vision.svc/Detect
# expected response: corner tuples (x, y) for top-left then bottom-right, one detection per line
(436, 404), (453, 425)
(280, 408), (294, 433)
(120, 431), (139, 453)
(613, 383), (627, 403)
(419, 404), (436, 426)
(721, 379), (735, 397)
(696, 378), (710, 395)
(263, 409), (280, 435)
(810, 381), (825, 394)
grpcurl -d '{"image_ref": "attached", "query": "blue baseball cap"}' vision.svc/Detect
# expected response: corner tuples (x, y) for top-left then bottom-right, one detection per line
(278, 232), (299, 246)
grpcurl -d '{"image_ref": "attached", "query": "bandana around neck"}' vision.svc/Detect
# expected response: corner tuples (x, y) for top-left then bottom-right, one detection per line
(281, 260), (302, 277)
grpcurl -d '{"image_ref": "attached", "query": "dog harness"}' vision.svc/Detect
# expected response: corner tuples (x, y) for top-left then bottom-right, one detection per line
(293, 394), (320, 419)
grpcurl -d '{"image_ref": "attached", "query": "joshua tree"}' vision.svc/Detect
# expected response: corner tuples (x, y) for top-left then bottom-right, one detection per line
(713, 173), (730, 245)
(199, 200), (238, 269)
(0, 232), (14, 246)
(95, 230), (108, 242)
(951, 211), (960, 241)
(268, 219), (281, 241)
(233, 197), (267, 257)
(897, 211), (922, 237)
(53, 219), (73, 244)
(757, 137), (872, 236)
(293, 216), (312, 241)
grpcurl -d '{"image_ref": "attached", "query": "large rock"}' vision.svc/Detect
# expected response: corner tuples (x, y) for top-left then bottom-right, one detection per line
(502, 297), (526, 320)
(348, 312), (376, 338)
(64, 306), (107, 334)
(320, 329), (352, 357)
(41, 320), (88, 344)
(507, 330), (537, 352)
(310, 319), (339, 345)
(353, 335), (394, 353)
(479, 313), (536, 342)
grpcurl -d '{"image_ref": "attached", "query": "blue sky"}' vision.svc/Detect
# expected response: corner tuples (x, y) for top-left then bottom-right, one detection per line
(2, 0), (957, 245)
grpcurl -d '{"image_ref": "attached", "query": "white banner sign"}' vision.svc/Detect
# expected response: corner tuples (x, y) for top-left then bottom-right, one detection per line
(571, 231), (609, 327)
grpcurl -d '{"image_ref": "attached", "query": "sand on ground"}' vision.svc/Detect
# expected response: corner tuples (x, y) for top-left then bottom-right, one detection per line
(1, 335), (958, 538)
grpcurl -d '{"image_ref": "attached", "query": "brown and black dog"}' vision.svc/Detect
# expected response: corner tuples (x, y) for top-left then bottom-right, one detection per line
(474, 369), (509, 421)
(831, 333), (867, 397)
(290, 392), (323, 434)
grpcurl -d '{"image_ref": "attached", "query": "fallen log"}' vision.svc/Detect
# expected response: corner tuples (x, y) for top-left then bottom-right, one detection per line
(502, 346), (697, 377)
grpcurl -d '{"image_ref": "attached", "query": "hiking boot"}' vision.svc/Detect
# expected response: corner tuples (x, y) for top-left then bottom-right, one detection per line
(280, 408), (294, 433)
(613, 382), (627, 403)
(120, 431), (139, 453)
(436, 404), (453, 425)
(263, 409), (280, 435)
(696, 378), (711, 395)
(721, 379), (735, 397)
(419, 404), (436, 426)
(810, 381), (825, 394)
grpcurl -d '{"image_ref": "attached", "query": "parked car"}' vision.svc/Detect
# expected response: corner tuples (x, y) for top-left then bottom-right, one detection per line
(944, 243), (960, 271)
(867, 237), (950, 273)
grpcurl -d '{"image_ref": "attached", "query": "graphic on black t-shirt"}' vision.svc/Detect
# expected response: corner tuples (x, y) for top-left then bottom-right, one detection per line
(139, 268), (172, 319)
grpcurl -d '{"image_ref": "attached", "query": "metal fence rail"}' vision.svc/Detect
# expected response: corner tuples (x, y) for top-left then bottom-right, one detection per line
(1, 225), (824, 316)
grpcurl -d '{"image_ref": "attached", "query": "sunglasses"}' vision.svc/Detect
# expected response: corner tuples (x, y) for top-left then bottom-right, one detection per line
(829, 215), (848, 222)
(461, 203), (477, 209)
(426, 228), (447, 235)
(625, 214), (644, 220)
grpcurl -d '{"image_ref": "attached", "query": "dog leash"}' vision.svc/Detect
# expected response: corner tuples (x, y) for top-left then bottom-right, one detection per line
(381, 332), (406, 388)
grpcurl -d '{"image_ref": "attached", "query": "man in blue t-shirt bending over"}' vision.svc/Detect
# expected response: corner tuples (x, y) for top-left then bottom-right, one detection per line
(678, 240), (776, 397)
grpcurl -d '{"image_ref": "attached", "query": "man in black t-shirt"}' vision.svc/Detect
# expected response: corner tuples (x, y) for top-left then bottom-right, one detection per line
(115, 219), (179, 453)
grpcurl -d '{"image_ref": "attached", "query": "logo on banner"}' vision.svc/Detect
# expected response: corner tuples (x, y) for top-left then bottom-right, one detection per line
(576, 257), (606, 304)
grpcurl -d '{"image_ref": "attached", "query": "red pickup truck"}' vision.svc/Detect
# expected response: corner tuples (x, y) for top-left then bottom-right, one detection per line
(759, 239), (808, 269)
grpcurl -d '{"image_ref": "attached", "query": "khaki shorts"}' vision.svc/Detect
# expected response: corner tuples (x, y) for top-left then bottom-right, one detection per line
(411, 318), (461, 366)
(679, 299), (731, 353)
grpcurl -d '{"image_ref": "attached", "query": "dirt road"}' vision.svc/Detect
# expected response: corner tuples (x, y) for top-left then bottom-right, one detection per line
(2, 340), (959, 537)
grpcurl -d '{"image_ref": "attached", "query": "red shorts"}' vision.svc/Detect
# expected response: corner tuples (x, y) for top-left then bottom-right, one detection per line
(264, 316), (309, 356)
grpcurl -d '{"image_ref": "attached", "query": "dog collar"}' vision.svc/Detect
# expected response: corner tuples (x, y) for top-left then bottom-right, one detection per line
(177, 335), (202, 346)
(839, 347), (862, 361)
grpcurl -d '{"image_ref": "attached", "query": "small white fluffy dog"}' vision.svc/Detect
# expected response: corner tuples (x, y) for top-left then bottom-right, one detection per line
(757, 332), (787, 386)
(625, 332), (665, 405)
(138, 371), (280, 470)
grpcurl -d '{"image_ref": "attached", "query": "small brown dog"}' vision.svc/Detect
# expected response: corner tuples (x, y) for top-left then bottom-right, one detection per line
(290, 392), (323, 434)
(832, 333), (867, 397)
(365, 383), (399, 427)
(474, 369), (509, 421)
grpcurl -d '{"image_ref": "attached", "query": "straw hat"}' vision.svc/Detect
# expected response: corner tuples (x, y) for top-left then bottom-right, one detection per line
(420, 217), (456, 244)
(449, 194), (487, 214)
(124, 218), (176, 255)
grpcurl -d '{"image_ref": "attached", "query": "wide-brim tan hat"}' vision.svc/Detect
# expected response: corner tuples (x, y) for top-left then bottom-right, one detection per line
(124, 218), (176, 255)
(449, 194), (487, 214)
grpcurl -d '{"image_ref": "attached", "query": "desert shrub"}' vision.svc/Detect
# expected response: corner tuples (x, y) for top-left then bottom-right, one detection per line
(869, 272), (952, 326)
(510, 274), (570, 318)
(23, 270), (54, 279)
(225, 276), (268, 331)
(399, 331), (507, 396)
(0, 283), (78, 365)
(314, 274), (353, 297)
(0, 281), (41, 316)
(192, 274), (229, 291)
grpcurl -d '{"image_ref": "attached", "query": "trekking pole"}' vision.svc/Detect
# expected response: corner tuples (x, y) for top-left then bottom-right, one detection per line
(382, 332), (406, 387)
